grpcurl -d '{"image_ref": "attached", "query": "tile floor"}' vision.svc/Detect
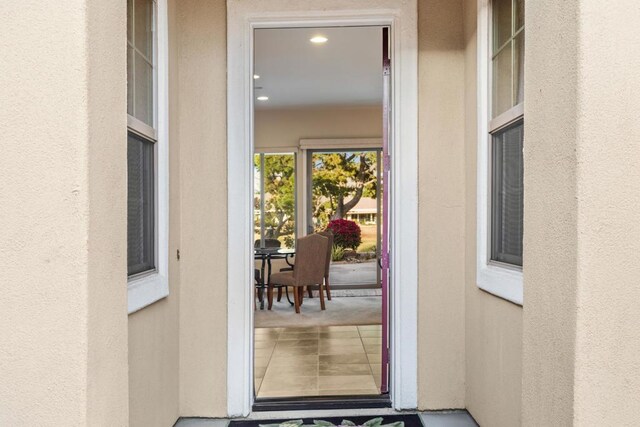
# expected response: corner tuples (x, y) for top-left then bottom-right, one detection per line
(255, 325), (382, 398)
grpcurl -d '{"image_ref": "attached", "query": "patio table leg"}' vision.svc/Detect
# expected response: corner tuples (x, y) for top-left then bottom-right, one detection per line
(285, 287), (294, 305)
(259, 256), (266, 310)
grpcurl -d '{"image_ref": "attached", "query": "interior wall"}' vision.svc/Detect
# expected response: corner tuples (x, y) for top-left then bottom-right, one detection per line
(0, 0), (128, 424)
(462, 1), (523, 426)
(255, 106), (382, 150)
(416, 0), (466, 410)
(127, 1), (181, 426)
(177, 0), (228, 417)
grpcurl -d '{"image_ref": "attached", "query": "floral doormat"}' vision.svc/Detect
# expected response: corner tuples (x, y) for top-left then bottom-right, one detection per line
(229, 415), (422, 427)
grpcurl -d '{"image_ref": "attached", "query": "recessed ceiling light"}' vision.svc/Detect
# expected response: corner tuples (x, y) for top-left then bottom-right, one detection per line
(253, 74), (260, 79)
(310, 36), (328, 44)
(257, 96), (269, 101)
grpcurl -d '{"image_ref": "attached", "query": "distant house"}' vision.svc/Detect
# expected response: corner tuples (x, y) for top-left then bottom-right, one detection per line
(345, 197), (378, 224)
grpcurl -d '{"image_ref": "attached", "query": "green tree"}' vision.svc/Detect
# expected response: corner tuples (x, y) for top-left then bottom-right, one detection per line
(254, 154), (295, 247)
(311, 151), (378, 229)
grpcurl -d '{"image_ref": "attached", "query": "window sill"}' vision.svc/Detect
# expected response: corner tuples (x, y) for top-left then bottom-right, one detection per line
(477, 263), (523, 305)
(127, 272), (169, 314)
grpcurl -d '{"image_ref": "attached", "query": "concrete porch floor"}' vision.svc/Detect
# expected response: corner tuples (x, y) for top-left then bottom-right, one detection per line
(175, 411), (477, 427)
(330, 262), (378, 287)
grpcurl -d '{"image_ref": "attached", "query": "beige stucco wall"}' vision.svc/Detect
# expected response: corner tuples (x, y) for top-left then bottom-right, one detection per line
(177, 0), (229, 417)
(462, 1), (523, 426)
(416, 0), (467, 410)
(523, 0), (640, 424)
(521, 0), (579, 424)
(571, 2), (640, 422)
(255, 106), (382, 150)
(127, 2), (181, 426)
(0, 0), (128, 425)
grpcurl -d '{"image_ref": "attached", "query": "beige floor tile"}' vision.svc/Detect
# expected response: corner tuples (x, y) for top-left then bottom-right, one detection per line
(254, 365), (268, 378)
(255, 328), (281, 335)
(255, 377), (263, 392)
(268, 354), (319, 366)
(278, 332), (319, 340)
(369, 364), (381, 375)
(275, 339), (318, 348)
(264, 364), (317, 379)
(256, 343), (276, 357)
(255, 332), (280, 341)
(366, 353), (382, 364)
(319, 354), (370, 364)
(318, 345), (365, 355)
(318, 325), (358, 332)
(258, 389), (319, 398)
(317, 388), (379, 396)
(255, 356), (272, 369)
(281, 326), (319, 333)
(319, 331), (360, 339)
(272, 345), (319, 357)
(256, 327), (282, 333)
(357, 325), (382, 331)
(256, 355), (274, 366)
(259, 374), (318, 392)
(358, 329), (382, 338)
(373, 374), (381, 388)
(255, 340), (277, 350)
(318, 375), (377, 390)
(361, 337), (382, 346)
(319, 338), (364, 347)
(364, 345), (380, 354)
(319, 363), (372, 376)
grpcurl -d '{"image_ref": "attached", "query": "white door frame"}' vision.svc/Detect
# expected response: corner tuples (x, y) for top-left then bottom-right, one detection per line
(227, 0), (418, 417)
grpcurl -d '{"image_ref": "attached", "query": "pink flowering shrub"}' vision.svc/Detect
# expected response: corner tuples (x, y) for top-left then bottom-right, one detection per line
(326, 219), (362, 250)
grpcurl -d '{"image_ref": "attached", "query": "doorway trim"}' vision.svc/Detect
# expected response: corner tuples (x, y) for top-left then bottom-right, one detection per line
(227, 0), (418, 417)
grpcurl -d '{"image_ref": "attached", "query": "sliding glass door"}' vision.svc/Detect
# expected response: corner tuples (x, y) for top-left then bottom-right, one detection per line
(306, 149), (382, 286)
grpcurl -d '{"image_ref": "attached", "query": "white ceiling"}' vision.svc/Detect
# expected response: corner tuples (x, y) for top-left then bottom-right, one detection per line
(254, 26), (383, 109)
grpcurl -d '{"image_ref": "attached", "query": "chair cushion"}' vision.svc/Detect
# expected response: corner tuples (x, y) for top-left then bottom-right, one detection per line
(269, 271), (295, 286)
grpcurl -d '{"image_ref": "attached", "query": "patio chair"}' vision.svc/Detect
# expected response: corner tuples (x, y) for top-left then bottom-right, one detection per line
(278, 231), (333, 301)
(316, 231), (334, 300)
(268, 234), (329, 313)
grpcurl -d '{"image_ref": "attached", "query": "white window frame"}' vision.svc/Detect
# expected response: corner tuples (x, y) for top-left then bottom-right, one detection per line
(127, 0), (169, 314)
(477, 0), (523, 305)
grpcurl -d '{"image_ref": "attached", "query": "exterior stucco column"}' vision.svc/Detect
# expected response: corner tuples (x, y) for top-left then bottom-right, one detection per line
(523, 0), (640, 424)
(0, 1), (129, 425)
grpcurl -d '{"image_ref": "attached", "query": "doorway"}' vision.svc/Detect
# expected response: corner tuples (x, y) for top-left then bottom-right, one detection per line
(252, 26), (388, 402)
(227, 0), (418, 416)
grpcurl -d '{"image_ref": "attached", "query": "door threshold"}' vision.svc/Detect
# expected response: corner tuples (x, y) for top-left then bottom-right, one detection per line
(252, 394), (391, 412)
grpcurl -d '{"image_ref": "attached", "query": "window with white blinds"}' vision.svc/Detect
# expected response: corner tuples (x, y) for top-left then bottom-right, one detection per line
(127, 132), (155, 275)
(127, 0), (157, 277)
(489, 0), (524, 268)
(491, 120), (523, 266)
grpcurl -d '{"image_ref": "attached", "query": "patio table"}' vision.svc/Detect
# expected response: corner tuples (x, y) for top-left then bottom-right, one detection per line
(254, 248), (295, 310)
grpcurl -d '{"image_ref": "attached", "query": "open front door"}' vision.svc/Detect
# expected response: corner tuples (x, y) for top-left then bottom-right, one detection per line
(380, 27), (391, 394)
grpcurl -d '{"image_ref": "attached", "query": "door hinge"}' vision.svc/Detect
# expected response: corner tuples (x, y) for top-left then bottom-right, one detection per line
(176, 249), (180, 261)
